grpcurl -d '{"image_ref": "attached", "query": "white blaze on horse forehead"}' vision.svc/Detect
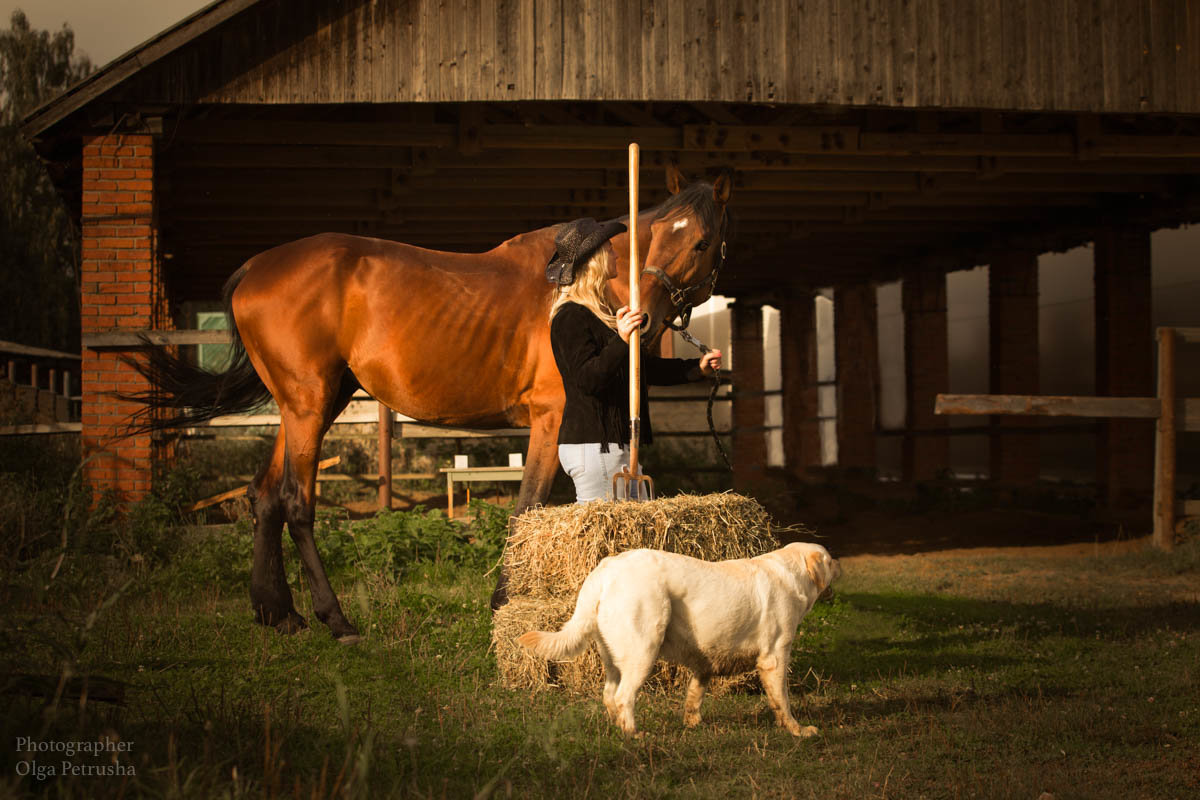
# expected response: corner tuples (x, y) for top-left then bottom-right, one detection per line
(671, 217), (690, 232)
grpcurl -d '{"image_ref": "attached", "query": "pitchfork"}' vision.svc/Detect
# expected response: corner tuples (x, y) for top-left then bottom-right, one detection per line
(613, 142), (656, 502)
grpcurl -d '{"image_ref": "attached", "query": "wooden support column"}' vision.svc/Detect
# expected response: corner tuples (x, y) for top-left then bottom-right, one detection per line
(730, 299), (767, 489)
(988, 252), (1040, 483)
(780, 290), (821, 476)
(1094, 229), (1154, 507)
(834, 283), (879, 472)
(80, 132), (161, 502)
(902, 270), (949, 481)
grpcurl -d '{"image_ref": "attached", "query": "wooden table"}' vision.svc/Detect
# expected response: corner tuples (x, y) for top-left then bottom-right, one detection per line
(440, 465), (524, 518)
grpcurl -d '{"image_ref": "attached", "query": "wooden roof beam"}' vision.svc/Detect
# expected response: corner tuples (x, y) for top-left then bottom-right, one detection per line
(170, 120), (1200, 158)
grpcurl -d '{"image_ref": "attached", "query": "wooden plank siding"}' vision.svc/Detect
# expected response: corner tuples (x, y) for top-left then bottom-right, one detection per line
(108, 0), (1200, 113)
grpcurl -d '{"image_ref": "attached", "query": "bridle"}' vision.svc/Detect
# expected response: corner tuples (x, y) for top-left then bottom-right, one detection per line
(637, 207), (733, 470)
(640, 210), (729, 332)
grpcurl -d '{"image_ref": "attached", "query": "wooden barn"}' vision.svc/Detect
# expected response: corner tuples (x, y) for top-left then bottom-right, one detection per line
(20, 0), (1200, 530)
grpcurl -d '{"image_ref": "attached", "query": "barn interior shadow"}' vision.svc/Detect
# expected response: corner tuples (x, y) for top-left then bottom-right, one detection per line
(768, 473), (1156, 557)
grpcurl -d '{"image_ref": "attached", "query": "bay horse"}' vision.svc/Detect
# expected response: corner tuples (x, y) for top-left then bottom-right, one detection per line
(126, 166), (732, 641)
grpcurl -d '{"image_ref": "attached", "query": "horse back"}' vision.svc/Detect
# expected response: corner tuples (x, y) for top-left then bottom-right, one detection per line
(229, 231), (563, 426)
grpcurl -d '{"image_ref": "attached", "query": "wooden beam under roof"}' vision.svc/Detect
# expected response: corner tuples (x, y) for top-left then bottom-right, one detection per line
(163, 143), (1200, 176)
(168, 119), (1200, 158)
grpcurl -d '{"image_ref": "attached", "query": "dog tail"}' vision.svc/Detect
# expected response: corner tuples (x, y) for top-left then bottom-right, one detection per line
(516, 568), (603, 661)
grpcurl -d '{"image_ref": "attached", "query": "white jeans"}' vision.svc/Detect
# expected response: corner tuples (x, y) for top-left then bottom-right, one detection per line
(558, 443), (631, 503)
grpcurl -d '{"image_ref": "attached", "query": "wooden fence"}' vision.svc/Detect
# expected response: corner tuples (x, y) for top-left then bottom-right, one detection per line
(0, 339), (80, 433)
(936, 326), (1199, 551)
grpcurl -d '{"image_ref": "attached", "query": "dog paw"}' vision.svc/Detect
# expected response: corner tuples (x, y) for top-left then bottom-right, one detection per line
(683, 712), (702, 728)
(790, 725), (819, 739)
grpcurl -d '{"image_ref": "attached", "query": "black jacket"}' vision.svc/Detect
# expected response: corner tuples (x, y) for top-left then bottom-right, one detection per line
(550, 302), (700, 450)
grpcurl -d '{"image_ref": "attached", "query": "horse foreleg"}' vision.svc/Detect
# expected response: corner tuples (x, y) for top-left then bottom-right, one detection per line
(280, 411), (360, 643)
(491, 411), (561, 610)
(248, 428), (307, 633)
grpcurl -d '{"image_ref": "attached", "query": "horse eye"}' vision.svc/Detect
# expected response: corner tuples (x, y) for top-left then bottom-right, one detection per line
(695, 240), (709, 252)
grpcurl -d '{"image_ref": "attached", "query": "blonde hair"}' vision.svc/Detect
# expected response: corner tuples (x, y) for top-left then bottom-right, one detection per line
(549, 247), (617, 329)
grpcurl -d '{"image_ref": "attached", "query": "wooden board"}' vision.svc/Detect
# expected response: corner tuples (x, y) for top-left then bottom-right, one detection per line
(935, 393), (1200, 432)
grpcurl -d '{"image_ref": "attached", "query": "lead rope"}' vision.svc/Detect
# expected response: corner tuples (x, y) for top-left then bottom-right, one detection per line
(675, 327), (733, 472)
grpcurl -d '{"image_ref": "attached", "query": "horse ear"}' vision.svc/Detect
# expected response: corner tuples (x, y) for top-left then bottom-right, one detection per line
(712, 169), (732, 206)
(665, 164), (686, 195)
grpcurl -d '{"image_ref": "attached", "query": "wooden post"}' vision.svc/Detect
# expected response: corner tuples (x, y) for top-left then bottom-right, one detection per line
(378, 401), (393, 510)
(731, 299), (767, 489)
(988, 251), (1040, 484)
(1094, 229), (1154, 506)
(834, 283), (880, 472)
(1153, 328), (1176, 552)
(902, 270), (949, 481)
(29, 363), (39, 390)
(5, 360), (14, 383)
(781, 290), (821, 476)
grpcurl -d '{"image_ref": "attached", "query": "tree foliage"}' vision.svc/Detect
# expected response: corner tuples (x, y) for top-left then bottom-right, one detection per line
(0, 9), (92, 351)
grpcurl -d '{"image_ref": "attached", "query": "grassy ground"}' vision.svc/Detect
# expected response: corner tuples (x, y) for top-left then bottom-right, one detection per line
(2, 485), (1198, 798)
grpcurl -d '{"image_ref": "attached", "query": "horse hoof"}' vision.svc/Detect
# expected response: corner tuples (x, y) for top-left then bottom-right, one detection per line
(336, 633), (362, 646)
(273, 612), (309, 635)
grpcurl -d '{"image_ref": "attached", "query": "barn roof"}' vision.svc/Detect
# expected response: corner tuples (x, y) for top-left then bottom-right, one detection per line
(21, 0), (263, 138)
(21, 0), (1200, 299)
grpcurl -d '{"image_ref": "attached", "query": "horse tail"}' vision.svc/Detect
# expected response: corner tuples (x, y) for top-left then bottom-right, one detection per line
(119, 263), (273, 434)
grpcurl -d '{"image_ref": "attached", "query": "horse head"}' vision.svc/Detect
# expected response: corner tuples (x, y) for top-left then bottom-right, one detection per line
(625, 165), (733, 342)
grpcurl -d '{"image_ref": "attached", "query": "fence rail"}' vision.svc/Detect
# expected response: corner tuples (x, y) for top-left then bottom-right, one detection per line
(935, 326), (1198, 552)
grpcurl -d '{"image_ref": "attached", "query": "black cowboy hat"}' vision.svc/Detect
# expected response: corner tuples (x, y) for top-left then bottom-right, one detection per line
(545, 217), (627, 286)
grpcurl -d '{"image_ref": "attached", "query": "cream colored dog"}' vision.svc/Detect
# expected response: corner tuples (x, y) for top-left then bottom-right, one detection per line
(518, 541), (840, 737)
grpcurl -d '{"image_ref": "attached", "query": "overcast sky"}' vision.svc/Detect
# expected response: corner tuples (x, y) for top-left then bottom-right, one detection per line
(5, 1), (208, 67)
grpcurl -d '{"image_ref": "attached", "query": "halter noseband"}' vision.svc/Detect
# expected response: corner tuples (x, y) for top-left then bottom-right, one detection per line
(641, 231), (728, 332)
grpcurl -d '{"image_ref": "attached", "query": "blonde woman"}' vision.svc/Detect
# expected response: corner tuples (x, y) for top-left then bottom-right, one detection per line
(545, 218), (722, 502)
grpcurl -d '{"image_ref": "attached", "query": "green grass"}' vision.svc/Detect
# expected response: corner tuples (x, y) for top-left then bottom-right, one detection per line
(2, 502), (1198, 799)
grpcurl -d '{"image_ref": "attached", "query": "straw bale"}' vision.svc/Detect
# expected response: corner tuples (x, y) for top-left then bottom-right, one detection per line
(492, 595), (758, 697)
(504, 492), (781, 599)
(494, 493), (797, 696)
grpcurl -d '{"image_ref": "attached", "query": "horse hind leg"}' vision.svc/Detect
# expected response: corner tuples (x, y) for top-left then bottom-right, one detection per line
(248, 428), (307, 634)
(279, 394), (360, 643)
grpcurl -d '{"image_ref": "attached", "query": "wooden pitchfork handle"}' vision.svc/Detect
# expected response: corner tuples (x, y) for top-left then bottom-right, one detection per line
(613, 142), (655, 501)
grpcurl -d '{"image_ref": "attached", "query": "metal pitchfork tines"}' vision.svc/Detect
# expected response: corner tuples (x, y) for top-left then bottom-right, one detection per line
(612, 142), (655, 503)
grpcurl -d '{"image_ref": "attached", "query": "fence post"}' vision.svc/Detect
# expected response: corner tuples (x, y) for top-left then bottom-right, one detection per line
(1153, 327), (1177, 552)
(378, 401), (393, 510)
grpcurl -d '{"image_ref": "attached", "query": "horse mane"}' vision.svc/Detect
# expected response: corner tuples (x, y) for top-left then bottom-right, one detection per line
(610, 177), (726, 238)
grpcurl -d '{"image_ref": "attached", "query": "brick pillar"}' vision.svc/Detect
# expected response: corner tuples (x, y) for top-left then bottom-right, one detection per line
(989, 252), (1040, 483)
(730, 300), (767, 489)
(902, 270), (949, 481)
(80, 133), (161, 503)
(1094, 229), (1154, 506)
(780, 291), (821, 476)
(834, 283), (879, 472)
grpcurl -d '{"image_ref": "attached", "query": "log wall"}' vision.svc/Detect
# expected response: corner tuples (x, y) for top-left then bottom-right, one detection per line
(118, 0), (1200, 114)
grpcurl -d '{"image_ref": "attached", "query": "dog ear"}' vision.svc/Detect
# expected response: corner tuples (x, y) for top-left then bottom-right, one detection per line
(805, 551), (827, 594)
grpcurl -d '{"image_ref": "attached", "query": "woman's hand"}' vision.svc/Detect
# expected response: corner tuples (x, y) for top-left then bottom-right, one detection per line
(699, 349), (722, 376)
(615, 306), (647, 343)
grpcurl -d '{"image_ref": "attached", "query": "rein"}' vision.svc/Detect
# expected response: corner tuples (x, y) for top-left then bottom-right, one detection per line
(639, 211), (732, 471)
(675, 326), (733, 473)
